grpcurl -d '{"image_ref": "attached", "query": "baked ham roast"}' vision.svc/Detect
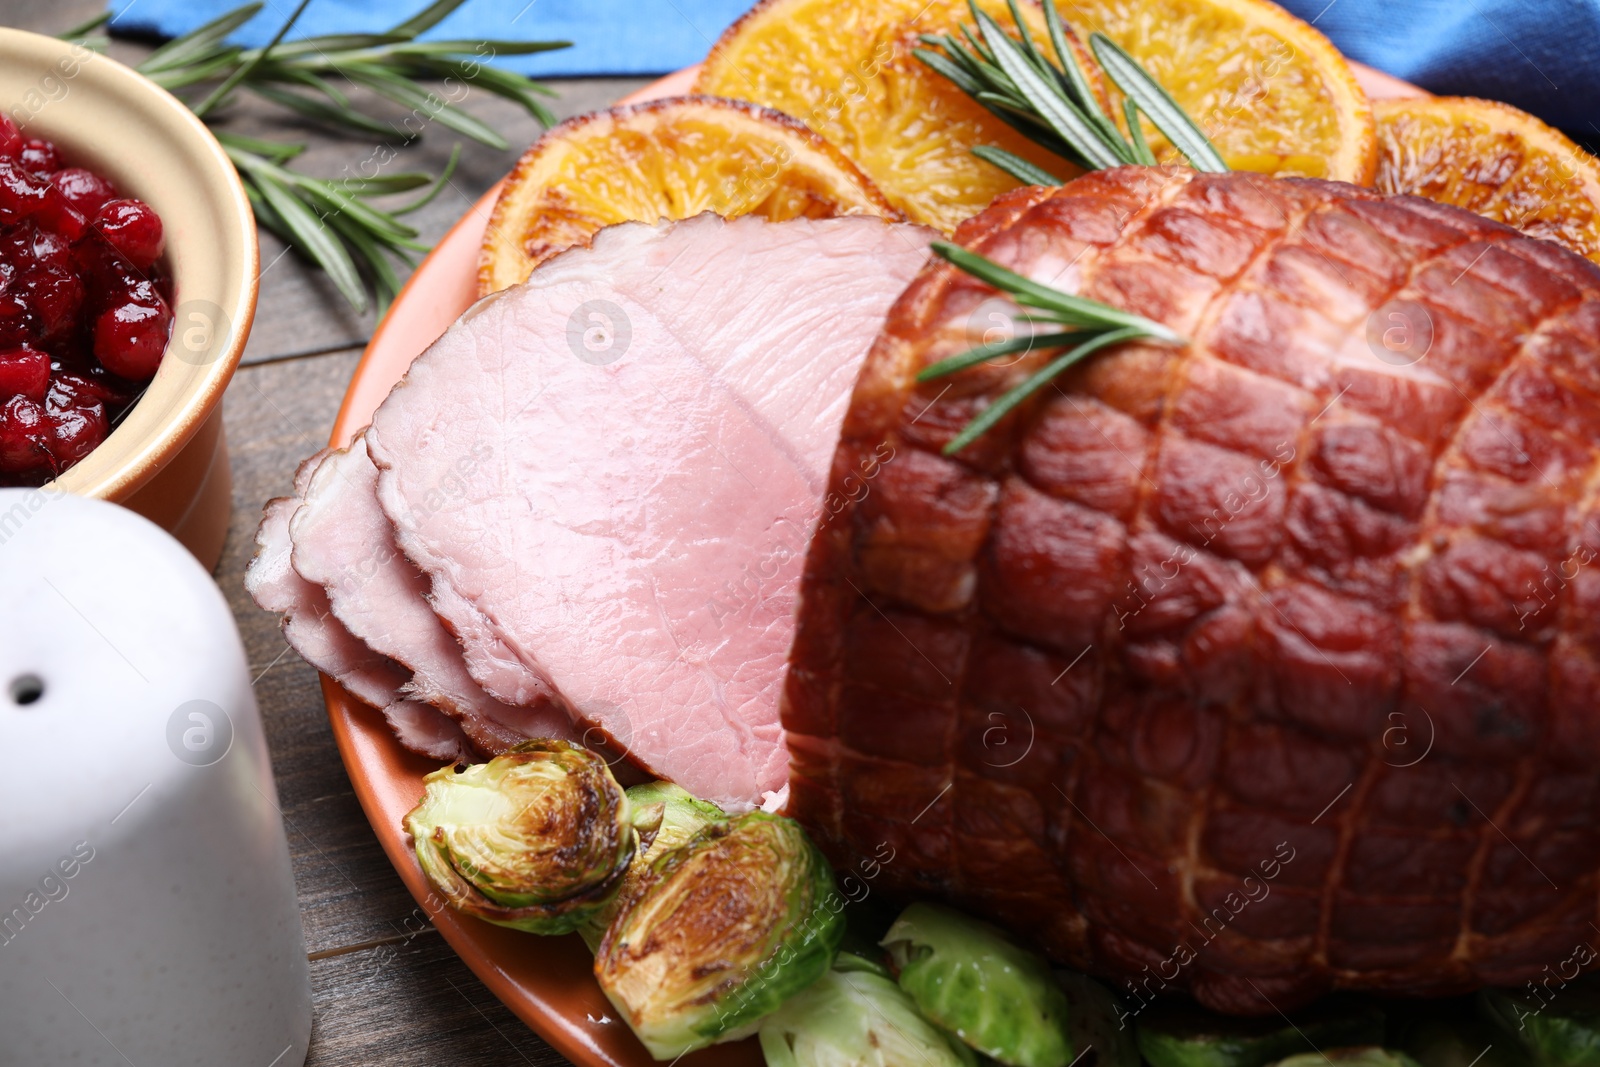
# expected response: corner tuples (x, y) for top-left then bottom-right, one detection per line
(784, 166), (1600, 1015)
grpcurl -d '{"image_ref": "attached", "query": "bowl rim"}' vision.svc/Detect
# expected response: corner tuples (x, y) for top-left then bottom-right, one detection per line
(0, 27), (258, 502)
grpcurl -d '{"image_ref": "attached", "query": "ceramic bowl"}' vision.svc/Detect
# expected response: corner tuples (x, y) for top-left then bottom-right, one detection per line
(0, 27), (258, 569)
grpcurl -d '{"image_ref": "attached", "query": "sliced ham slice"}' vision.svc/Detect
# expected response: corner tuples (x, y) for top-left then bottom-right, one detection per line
(367, 214), (933, 810)
(383, 700), (476, 762)
(288, 436), (574, 753)
(244, 452), (472, 764)
(426, 578), (551, 708)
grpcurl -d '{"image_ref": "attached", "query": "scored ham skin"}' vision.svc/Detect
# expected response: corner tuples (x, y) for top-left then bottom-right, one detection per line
(785, 167), (1600, 1014)
(289, 435), (576, 753)
(368, 213), (933, 811)
(245, 453), (474, 764)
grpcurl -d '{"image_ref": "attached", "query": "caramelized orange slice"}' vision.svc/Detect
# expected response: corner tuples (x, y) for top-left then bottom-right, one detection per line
(479, 96), (898, 295)
(695, 0), (1105, 233)
(1375, 96), (1600, 264)
(1062, 0), (1376, 183)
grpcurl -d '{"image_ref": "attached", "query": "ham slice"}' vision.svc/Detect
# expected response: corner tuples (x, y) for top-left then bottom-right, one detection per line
(382, 700), (477, 762)
(289, 436), (574, 753)
(244, 452), (473, 763)
(368, 214), (933, 809)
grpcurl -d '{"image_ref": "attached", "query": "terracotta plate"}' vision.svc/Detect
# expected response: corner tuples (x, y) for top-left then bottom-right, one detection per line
(324, 62), (1425, 1067)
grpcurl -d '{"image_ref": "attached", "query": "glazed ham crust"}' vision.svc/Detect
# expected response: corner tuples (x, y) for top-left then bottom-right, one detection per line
(784, 166), (1600, 1014)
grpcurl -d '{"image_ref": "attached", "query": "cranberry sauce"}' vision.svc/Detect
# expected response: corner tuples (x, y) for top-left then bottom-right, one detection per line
(0, 111), (172, 485)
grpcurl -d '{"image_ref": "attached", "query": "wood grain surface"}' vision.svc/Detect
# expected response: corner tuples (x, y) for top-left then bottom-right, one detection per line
(6, 0), (648, 1060)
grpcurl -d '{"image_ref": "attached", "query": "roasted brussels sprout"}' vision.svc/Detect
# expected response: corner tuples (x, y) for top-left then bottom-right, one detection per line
(1481, 977), (1600, 1067)
(404, 739), (634, 935)
(595, 811), (845, 1060)
(1136, 997), (1385, 1067)
(1273, 1050), (1422, 1067)
(760, 963), (978, 1067)
(579, 781), (726, 950)
(1057, 970), (1140, 1067)
(881, 902), (1073, 1067)
(623, 780), (726, 849)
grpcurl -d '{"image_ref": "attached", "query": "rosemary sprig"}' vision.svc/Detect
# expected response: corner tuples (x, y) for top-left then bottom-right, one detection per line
(915, 0), (1228, 184)
(63, 0), (568, 313)
(921, 240), (1184, 454)
(223, 133), (460, 313)
(131, 0), (566, 137)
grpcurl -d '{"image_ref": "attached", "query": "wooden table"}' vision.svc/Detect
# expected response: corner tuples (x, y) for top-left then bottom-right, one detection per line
(10, 2), (649, 1061)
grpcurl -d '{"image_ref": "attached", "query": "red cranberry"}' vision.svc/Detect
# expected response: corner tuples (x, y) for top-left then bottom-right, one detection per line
(0, 114), (20, 160)
(0, 395), (48, 473)
(20, 266), (83, 342)
(69, 232), (116, 291)
(19, 139), (60, 175)
(71, 237), (144, 311)
(0, 345), (49, 401)
(0, 159), (46, 225)
(50, 370), (127, 408)
(34, 186), (85, 242)
(27, 226), (72, 272)
(0, 290), (36, 347)
(92, 199), (163, 270)
(93, 293), (171, 379)
(52, 167), (116, 215)
(47, 398), (108, 466)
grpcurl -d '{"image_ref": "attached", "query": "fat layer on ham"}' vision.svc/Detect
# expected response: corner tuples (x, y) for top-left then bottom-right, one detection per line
(367, 214), (933, 809)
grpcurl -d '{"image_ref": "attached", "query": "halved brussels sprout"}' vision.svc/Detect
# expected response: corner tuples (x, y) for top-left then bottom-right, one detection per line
(1481, 978), (1600, 1067)
(578, 781), (727, 950)
(1136, 997), (1386, 1067)
(595, 811), (845, 1060)
(404, 739), (634, 935)
(760, 963), (978, 1067)
(1273, 1050), (1422, 1067)
(881, 902), (1073, 1067)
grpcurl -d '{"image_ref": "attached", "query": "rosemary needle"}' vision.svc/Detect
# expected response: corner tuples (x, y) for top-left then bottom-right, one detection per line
(920, 240), (1184, 454)
(915, 0), (1228, 184)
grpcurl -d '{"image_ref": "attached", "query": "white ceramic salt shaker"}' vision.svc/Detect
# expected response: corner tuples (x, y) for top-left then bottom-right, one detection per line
(0, 488), (311, 1066)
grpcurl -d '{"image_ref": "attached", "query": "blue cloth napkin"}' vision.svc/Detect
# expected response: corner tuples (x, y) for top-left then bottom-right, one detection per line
(1275, 0), (1600, 142)
(107, 0), (1599, 140)
(105, 0), (755, 78)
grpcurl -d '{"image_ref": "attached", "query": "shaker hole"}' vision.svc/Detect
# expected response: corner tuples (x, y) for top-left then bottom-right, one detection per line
(9, 675), (44, 706)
